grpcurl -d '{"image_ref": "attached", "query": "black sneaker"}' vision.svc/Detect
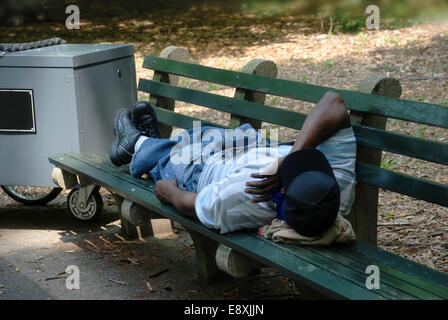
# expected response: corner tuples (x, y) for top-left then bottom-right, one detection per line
(109, 109), (142, 167)
(131, 101), (161, 138)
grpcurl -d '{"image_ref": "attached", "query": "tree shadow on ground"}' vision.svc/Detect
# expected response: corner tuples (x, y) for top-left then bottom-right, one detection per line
(271, 31), (448, 102)
(0, 202), (120, 232)
(1, 0), (324, 57)
(2, 0), (445, 58)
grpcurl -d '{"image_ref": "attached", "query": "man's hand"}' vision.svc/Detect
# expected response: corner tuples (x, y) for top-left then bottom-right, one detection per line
(245, 173), (281, 203)
(244, 157), (284, 203)
(155, 178), (178, 204)
(245, 92), (350, 203)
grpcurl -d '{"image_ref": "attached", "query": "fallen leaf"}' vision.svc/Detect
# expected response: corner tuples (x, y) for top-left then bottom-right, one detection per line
(110, 279), (126, 286)
(145, 281), (154, 293)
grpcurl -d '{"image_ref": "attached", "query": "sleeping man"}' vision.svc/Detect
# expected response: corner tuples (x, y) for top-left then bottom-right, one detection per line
(109, 91), (357, 237)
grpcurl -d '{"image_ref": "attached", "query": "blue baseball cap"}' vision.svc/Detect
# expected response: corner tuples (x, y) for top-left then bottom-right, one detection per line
(278, 148), (340, 237)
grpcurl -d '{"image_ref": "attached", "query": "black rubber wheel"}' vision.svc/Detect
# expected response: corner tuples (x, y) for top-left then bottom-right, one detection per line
(1, 185), (62, 206)
(67, 187), (103, 222)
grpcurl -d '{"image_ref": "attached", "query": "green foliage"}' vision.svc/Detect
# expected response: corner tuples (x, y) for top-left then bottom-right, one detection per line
(178, 77), (187, 86)
(207, 83), (221, 91)
(426, 61), (437, 77)
(333, 16), (365, 33)
(297, 74), (308, 83)
(417, 125), (428, 138)
(383, 64), (396, 71)
(357, 32), (368, 39)
(415, 95), (428, 102)
(381, 156), (399, 170)
(271, 96), (280, 104)
(323, 59), (333, 69)
(388, 118), (399, 126)
(406, 94), (427, 102)
(384, 34), (400, 46)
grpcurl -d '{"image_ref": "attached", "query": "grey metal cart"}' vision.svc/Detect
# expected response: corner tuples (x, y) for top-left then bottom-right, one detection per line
(0, 40), (137, 220)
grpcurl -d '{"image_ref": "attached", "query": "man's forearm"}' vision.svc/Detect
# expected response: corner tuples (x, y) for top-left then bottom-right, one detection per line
(155, 178), (198, 218)
(290, 91), (351, 153)
(166, 187), (198, 218)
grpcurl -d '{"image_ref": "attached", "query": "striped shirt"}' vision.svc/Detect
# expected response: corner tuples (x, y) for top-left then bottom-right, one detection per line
(195, 127), (357, 234)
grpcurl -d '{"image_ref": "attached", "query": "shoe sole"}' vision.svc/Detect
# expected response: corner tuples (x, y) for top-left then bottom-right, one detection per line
(131, 103), (161, 138)
(110, 109), (131, 167)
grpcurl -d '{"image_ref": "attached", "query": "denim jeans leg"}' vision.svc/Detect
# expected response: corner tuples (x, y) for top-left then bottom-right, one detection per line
(130, 137), (175, 178)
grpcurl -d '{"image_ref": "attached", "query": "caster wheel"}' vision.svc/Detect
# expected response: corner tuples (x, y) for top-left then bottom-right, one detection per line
(67, 187), (103, 221)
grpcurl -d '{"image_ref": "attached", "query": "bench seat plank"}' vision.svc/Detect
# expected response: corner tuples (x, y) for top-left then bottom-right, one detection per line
(308, 246), (447, 299)
(331, 244), (448, 298)
(49, 152), (448, 300)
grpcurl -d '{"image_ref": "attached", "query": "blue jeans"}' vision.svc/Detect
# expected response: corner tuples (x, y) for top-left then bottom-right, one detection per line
(130, 124), (265, 192)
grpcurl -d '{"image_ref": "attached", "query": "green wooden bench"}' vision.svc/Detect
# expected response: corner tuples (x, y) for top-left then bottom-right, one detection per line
(49, 46), (448, 300)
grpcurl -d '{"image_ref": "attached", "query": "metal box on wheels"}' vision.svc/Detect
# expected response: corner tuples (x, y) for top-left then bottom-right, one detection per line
(0, 43), (137, 205)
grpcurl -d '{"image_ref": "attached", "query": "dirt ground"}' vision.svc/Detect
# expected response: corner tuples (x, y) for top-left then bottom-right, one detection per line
(0, 189), (298, 300)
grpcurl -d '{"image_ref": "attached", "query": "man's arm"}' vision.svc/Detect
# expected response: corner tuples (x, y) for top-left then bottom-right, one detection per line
(155, 178), (197, 218)
(288, 91), (351, 152)
(245, 91), (351, 202)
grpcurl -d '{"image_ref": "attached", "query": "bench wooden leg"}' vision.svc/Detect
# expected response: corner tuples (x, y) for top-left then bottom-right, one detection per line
(186, 228), (228, 283)
(120, 217), (152, 239)
(121, 198), (154, 239)
(111, 194), (154, 239)
(215, 244), (263, 279)
(51, 167), (78, 190)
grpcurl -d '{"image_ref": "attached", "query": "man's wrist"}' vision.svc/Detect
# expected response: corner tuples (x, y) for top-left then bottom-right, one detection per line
(165, 184), (180, 204)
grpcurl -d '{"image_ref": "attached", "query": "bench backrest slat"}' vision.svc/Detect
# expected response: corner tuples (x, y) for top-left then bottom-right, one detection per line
(140, 78), (448, 167)
(153, 105), (228, 130)
(144, 56), (448, 128)
(358, 162), (448, 207)
(353, 125), (448, 166)
(139, 79), (308, 129)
